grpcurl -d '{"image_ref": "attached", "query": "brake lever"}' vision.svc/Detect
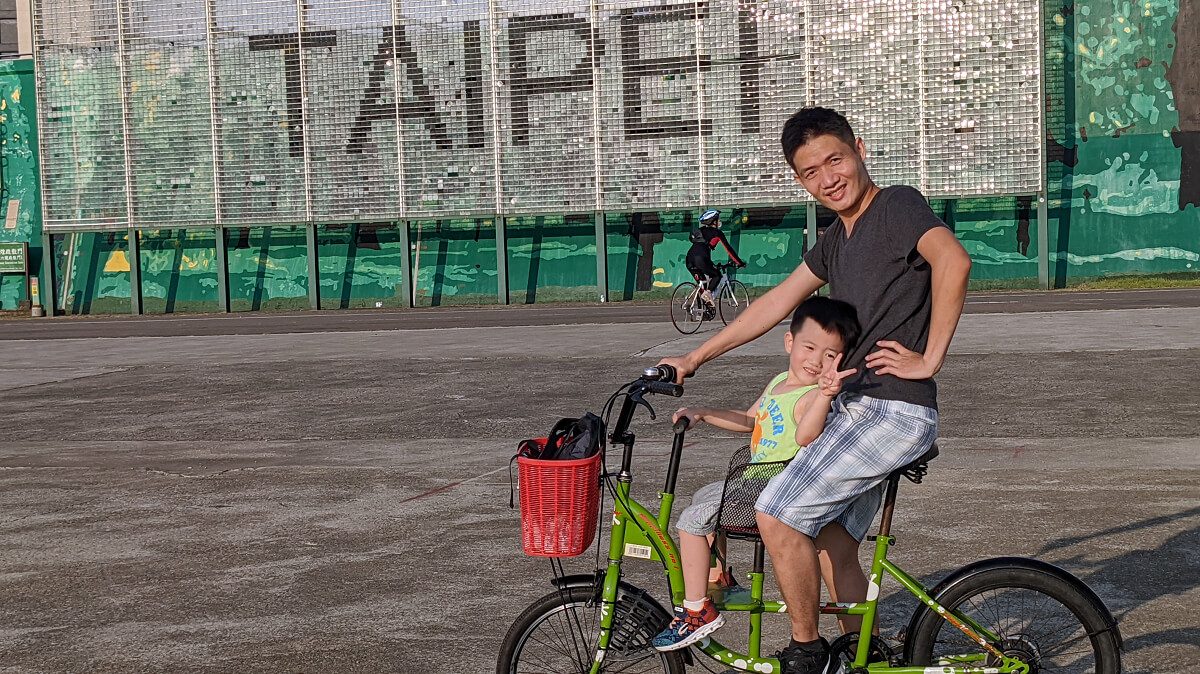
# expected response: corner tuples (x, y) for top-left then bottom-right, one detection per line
(629, 389), (657, 420)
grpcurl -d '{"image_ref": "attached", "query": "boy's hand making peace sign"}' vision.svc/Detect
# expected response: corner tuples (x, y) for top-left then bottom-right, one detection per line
(818, 353), (857, 398)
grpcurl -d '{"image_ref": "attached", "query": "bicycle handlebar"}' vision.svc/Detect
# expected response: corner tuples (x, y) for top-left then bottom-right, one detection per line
(643, 380), (683, 397)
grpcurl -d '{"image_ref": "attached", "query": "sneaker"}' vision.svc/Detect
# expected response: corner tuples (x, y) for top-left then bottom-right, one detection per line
(651, 599), (726, 651)
(703, 305), (717, 321)
(776, 637), (845, 674)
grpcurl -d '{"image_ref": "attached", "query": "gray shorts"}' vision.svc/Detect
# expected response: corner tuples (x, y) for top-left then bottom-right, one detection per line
(676, 480), (727, 537)
(755, 394), (938, 542)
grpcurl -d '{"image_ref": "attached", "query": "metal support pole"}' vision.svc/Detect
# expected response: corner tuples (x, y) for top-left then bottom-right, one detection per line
(594, 212), (608, 302)
(39, 231), (56, 317)
(1037, 193), (1049, 289)
(806, 203), (821, 295)
(306, 223), (320, 309)
(495, 216), (509, 305)
(128, 229), (142, 315)
(805, 202), (817, 251)
(397, 220), (413, 308)
(215, 226), (230, 312)
(694, 0), (707, 207)
(114, 0), (136, 231)
(1036, 0), (1049, 290)
(295, 0), (314, 222)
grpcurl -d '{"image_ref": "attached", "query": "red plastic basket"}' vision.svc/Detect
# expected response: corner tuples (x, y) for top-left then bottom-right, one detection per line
(517, 443), (602, 558)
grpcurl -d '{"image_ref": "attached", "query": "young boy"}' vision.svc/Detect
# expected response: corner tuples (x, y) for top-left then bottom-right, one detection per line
(651, 296), (861, 651)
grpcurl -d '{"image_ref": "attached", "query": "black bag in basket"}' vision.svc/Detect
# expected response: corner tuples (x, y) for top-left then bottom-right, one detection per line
(543, 413), (606, 461)
(509, 413), (607, 508)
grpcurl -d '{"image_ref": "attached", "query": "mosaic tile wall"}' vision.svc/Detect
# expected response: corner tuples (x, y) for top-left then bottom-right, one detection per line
(32, 0), (1042, 231)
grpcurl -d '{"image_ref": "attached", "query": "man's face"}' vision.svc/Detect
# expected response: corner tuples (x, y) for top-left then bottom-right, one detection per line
(790, 133), (871, 215)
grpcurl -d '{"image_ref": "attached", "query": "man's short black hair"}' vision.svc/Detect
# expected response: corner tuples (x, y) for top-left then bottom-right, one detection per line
(781, 107), (857, 172)
(789, 296), (860, 352)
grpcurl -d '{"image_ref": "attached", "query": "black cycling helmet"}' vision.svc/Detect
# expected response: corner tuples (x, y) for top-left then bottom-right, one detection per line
(700, 209), (720, 227)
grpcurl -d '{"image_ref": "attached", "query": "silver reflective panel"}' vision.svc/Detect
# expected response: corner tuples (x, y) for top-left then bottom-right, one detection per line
(33, 0), (1042, 229)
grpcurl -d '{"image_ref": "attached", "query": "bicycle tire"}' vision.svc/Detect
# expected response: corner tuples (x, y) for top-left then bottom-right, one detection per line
(718, 280), (750, 326)
(496, 585), (686, 674)
(669, 282), (704, 334)
(906, 564), (1121, 673)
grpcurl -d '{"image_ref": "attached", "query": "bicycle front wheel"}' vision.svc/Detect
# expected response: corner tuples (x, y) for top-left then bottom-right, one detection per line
(497, 586), (685, 674)
(718, 280), (750, 325)
(669, 282), (704, 334)
(907, 565), (1122, 673)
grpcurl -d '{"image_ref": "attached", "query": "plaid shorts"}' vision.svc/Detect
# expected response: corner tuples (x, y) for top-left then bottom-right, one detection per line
(755, 394), (937, 541)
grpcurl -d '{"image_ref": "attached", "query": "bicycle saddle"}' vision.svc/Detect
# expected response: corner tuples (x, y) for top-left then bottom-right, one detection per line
(893, 443), (939, 484)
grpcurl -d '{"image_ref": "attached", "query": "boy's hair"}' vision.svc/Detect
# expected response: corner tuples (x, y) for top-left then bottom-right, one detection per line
(780, 107), (857, 172)
(789, 296), (860, 352)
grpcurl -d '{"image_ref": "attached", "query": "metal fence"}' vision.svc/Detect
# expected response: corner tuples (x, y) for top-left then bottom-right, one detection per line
(33, 0), (1043, 230)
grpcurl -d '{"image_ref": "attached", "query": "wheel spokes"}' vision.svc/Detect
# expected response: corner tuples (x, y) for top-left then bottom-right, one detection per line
(933, 588), (1099, 672)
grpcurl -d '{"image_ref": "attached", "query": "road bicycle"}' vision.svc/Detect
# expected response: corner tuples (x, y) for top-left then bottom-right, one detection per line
(670, 263), (750, 334)
(498, 366), (1123, 673)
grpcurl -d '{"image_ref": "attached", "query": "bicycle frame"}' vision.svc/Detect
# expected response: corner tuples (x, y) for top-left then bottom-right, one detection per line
(587, 390), (1030, 674)
(693, 271), (732, 303)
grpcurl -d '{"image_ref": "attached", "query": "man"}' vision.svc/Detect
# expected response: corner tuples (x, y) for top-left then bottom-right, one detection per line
(658, 107), (972, 674)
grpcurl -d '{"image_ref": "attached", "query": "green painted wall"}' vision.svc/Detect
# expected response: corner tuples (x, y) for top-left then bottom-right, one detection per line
(0, 59), (42, 310)
(8, 0), (1199, 315)
(1040, 0), (1198, 285)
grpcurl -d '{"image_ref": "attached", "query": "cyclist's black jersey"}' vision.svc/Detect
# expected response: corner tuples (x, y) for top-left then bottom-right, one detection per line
(687, 226), (745, 268)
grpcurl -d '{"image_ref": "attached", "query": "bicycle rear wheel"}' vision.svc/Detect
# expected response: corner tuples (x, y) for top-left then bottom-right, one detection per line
(670, 282), (704, 334)
(718, 280), (750, 325)
(497, 586), (685, 674)
(907, 565), (1122, 673)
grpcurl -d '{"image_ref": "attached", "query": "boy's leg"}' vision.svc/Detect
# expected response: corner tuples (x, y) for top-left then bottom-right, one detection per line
(673, 480), (726, 602)
(654, 482), (727, 651)
(680, 531), (714, 601)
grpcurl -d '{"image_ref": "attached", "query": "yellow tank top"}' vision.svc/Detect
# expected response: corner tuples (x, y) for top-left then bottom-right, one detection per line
(749, 372), (817, 463)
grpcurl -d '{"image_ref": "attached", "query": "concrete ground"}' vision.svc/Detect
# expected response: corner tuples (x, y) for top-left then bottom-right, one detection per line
(0, 290), (1198, 673)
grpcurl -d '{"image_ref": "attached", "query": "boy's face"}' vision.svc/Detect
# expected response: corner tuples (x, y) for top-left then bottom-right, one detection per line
(784, 317), (846, 383)
(790, 133), (872, 215)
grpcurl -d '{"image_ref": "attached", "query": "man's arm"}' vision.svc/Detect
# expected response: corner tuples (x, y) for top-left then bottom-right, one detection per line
(659, 263), (826, 382)
(865, 226), (971, 379)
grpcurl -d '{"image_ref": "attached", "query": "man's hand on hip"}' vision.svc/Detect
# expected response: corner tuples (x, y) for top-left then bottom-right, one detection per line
(864, 340), (940, 379)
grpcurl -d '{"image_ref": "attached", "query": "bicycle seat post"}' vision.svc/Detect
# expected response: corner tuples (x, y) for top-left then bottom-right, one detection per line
(876, 474), (902, 538)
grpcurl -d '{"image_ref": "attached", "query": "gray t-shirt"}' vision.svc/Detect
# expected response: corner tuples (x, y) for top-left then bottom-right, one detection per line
(802, 185), (948, 409)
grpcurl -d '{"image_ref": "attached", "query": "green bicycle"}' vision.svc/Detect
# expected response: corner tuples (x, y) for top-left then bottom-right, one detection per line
(498, 367), (1123, 673)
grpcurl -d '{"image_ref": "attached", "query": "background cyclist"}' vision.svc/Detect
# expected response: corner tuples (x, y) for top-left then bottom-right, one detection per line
(687, 209), (746, 310)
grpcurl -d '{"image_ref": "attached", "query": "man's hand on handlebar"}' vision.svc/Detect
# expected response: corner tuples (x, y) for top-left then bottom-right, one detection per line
(655, 355), (699, 384)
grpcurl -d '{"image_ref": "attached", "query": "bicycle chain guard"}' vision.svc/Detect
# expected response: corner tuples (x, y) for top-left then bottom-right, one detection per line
(608, 587), (672, 657)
